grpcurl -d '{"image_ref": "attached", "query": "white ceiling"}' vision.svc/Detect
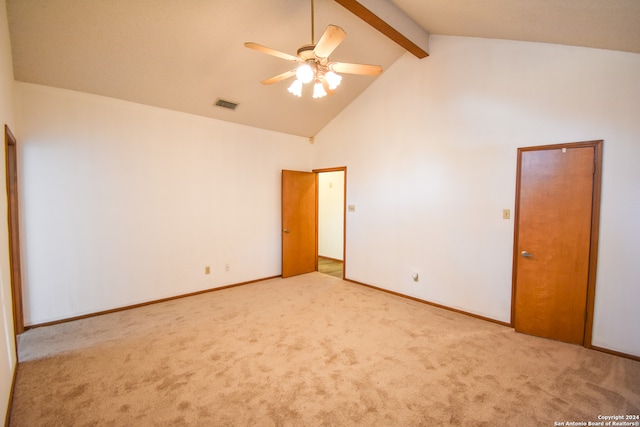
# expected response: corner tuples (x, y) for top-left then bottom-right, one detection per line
(6, 0), (640, 138)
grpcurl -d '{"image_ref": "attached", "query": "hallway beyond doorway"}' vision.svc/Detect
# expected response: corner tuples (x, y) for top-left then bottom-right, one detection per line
(318, 256), (343, 279)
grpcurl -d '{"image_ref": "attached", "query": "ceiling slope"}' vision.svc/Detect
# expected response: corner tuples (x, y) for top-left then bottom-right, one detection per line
(6, 0), (640, 137)
(7, 0), (405, 138)
(391, 0), (640, 54)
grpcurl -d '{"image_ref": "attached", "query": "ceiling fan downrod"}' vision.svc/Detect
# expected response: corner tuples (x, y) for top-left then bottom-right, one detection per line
(311, 0), (315, 45)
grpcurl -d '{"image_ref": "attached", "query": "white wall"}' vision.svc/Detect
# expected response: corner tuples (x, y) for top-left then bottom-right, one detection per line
(0, 0), (17, 419)
(10, 34), (640, 359)
(318, 171), (344, 260)
(313, 36), (640, 357)
(14, 83), (312, 325)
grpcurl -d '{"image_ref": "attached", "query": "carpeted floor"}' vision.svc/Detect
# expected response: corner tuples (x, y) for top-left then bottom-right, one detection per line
(9, 273), (640, 426)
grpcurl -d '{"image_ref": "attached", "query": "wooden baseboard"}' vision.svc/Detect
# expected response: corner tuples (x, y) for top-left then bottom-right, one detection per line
(345, 278), (640, 361)
(590, 345), (640, 362)
(4, 362), (17, 427)
(344, 278), (512, 327)
(22, 274), (640, 362)
(25, 275), (281, 330)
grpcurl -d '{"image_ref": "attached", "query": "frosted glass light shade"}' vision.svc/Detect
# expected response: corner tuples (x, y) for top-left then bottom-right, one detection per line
(287, 79), (303, 97)
(296, 64), (314, 84)
(325, 71), (342, 90)
(313, 81), (327, 98)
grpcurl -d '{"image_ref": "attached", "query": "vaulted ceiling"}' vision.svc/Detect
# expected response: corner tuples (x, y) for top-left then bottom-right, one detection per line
(6, 0), (640, 137)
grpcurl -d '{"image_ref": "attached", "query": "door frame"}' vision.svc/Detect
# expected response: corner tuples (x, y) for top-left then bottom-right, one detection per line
(313, 167), (347, 279)
(511, 140), (603, 347)
(5, 125), (25, 336)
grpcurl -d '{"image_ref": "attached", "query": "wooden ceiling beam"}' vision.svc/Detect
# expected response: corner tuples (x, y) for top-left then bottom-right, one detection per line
(334, 0), (429, 58)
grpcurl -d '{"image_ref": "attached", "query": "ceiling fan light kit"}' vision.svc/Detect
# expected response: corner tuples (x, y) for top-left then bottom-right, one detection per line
(244, 0), (382, 100)
(289, 61), (339, 99)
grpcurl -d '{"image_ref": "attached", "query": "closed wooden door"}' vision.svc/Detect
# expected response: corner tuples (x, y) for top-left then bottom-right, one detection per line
(513, 141), (602, 345)
(282, 170), (317, 278)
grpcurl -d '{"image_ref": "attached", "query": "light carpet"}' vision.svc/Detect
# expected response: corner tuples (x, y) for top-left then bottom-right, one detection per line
(9, 273), (640, 426)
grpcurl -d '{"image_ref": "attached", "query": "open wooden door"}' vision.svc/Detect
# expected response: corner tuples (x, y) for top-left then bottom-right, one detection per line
(282, 170), (317, 278)
(5, 125), (24, 335)
(512, 141), (602, 345)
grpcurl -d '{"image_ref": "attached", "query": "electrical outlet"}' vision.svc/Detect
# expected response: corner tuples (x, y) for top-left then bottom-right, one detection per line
(205, 266), (211, 275)
(224, 264), (230, 272)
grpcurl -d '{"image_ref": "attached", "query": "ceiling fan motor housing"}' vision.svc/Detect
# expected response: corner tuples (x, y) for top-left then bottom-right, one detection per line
(297, 44), (316, 60)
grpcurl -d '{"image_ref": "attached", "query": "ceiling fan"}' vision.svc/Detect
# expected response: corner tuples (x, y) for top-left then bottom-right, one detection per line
(244, 0), (383, 99)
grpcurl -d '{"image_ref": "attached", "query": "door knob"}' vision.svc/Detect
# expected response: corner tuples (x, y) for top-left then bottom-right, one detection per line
(283, 228), (290, 233)
(521, 250), (532, 257)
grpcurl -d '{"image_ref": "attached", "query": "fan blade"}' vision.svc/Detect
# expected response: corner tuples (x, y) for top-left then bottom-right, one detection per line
(261, 69), (297, 85)
(244, 42), (299, 62)
(314, 25), (346, 58)
(331, 62), (382, 76)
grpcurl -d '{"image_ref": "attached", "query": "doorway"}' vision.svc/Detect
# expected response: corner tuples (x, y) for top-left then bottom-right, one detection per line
(316, 169), (345, 279)
(5, 125), (25, 336)
(281, 167), (346, 279)
(512, 140), (602, 346)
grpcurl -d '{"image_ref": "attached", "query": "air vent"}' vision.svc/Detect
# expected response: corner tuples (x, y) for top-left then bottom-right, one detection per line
(214, 98), (239, 111)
